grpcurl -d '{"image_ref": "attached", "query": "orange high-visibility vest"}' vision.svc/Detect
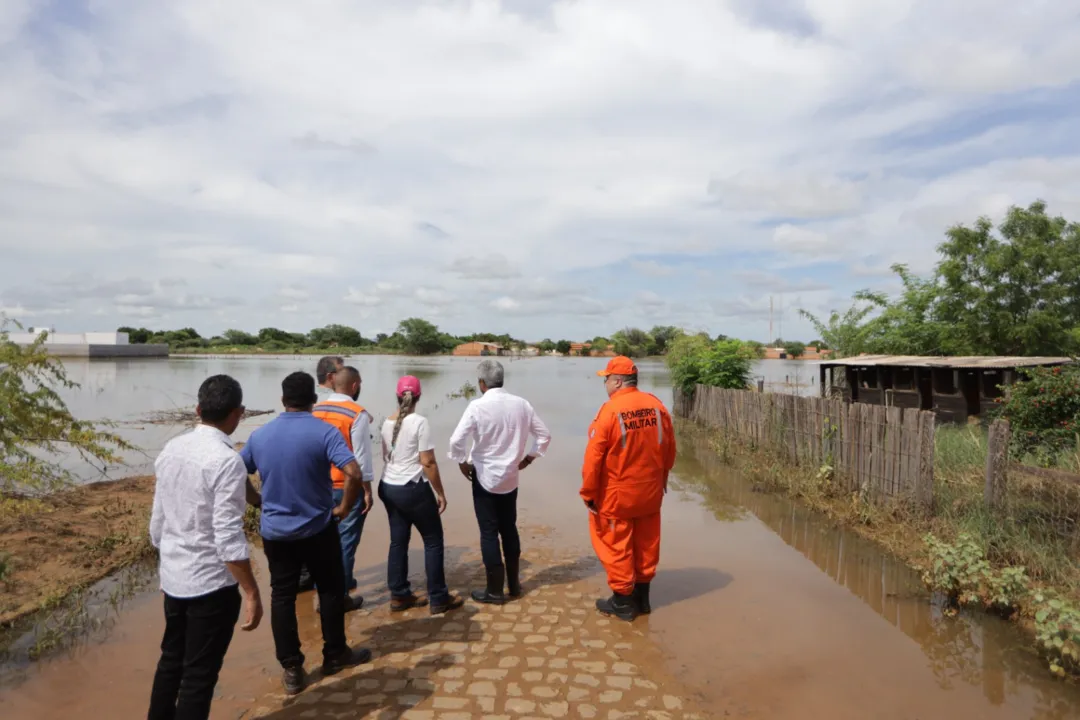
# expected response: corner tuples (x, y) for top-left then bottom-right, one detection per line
(313, 399), (366, 489)
(580, 387), (676, 519)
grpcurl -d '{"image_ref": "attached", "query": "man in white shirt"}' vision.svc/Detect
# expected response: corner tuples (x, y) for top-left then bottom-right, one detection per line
(148, 375), (263, 720)
(448, 359), (551, 604)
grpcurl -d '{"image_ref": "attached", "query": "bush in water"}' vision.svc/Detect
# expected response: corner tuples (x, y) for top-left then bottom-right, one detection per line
(666, 334), (756, 395)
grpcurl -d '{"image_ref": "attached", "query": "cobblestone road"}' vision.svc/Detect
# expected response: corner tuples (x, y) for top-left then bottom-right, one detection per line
(244, 533), (707, 719)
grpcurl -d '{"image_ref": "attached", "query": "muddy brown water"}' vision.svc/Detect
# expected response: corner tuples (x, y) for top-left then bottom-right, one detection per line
(2, 356), (1079, 718)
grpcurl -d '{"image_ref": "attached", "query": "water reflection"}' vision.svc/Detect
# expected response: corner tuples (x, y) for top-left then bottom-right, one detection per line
(675, 425), (1080, 719)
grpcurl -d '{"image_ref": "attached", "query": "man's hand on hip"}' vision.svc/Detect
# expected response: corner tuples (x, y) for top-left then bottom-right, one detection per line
(518, 455), (535, 471)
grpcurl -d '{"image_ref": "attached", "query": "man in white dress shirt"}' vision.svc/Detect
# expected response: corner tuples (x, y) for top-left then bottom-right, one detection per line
(148, 374), (263, 720)
(448, 359), (552, 604)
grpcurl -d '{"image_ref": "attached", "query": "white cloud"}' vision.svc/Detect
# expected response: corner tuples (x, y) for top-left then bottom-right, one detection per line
(492, 296), (520, 312)
(1, 1), (1078, 340)
(630, 260), (676, 277)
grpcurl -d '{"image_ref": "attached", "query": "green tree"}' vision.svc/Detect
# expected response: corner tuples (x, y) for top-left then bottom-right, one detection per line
(578, 345), (592, 357)
(860, 265), (950, 356)
(117, 326), (151, 344)
(397, 318), (445, 355)
(308, 324), (365, 348)
(555, 340), (572, 356)
(223, 329), (258, 346)
(934, 201), (1080, 356)
(537, 339), (556, 354)
(666, 335), (756, 394)
(798, 302), (878, 359)
(1, 325), (131, 492)
(257, 327), (294, 345)
(612, 327), (656, 358)
(782, 341), (806, 358)
(649, 326), (681, 354)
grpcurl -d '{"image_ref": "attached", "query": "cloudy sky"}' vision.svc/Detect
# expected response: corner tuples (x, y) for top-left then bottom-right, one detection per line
(2, 0), (1079, 342)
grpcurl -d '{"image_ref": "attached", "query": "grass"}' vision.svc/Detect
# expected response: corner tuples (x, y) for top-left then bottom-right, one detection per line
(698, 422), (1080, 604)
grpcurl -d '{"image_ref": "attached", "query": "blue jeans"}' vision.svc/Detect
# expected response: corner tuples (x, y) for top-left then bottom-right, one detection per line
(378, 480), (449, 606)
(332, 487), (367, 591)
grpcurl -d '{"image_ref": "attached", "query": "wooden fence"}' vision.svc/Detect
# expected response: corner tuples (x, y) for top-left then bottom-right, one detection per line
(676, 385), (936, 508)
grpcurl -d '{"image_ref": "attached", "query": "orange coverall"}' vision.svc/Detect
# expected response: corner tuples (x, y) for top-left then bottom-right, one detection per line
(580, 387), (676, 595)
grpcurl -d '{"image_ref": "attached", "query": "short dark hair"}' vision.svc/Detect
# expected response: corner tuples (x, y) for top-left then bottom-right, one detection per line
(316, 356), (344, 384)
(611, 373), (638, 387)
(282, 371), (318, 409)
(198, 374), (243, 423)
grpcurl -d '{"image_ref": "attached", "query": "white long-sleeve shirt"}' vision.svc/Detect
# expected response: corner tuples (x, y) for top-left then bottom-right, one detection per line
(150, 425), (250, 599)
(327, 392), (375, 483)
(447, 387), (552, 494)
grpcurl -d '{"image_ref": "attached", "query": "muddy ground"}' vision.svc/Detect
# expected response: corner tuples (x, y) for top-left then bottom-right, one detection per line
(0, 477), (155, 626)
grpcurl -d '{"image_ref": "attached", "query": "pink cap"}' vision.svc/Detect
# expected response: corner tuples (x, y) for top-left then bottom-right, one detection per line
(396, 375), (421, 397)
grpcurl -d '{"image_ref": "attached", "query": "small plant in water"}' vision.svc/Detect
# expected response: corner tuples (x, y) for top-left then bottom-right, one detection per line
(1032, 590), (1080, 678)
(983, 566), (1029, 617)
(920, 533), (990, 608)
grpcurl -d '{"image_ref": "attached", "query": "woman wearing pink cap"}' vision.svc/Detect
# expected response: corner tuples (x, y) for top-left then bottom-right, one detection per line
(377, 375), (463, 614)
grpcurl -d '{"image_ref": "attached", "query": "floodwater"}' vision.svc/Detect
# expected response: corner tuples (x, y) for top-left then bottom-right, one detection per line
(2, 355), (1079, 718)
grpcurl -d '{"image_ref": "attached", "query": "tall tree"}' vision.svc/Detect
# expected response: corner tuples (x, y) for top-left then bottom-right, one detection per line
(648, 326), (681, 354)
(935, 201), (1080, 356)
(397, 318), (445, 355)
(555, 340), (572, 356)
(798, 302), (878, 359)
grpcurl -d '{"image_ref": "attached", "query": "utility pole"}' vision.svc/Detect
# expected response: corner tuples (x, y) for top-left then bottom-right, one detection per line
(778, 293), (784, 344)
(769, 296), (774, 344)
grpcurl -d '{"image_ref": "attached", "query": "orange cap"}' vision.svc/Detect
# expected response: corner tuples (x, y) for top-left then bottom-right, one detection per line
(597, 356), (637, 377)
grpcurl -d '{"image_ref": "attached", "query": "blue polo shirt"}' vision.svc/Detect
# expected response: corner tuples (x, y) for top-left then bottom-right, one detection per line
(240, 411), (356, 541)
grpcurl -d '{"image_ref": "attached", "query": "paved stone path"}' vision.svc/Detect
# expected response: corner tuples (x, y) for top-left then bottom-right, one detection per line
(243, 531), (707, 719)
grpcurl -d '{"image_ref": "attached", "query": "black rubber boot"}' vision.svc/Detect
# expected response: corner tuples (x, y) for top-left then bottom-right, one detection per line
(633, 583), (651, 614)
(506, 556), (522, 599)
(471, 566), (507, 605)
(596, 592), (638, 622)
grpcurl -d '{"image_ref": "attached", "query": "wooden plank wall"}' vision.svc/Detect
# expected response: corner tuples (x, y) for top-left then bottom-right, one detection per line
(678, 386), (935, 508)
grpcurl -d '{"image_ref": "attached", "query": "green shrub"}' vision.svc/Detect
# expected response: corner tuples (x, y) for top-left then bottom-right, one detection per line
(998, 365), (1080, 463)
(921, 533), (989, 607)
(1032, 591), (1080, 677)
(666, 335), (756, 395)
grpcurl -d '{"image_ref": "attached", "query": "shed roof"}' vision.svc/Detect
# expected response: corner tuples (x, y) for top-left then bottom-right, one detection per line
(819, 355), (1074, 370)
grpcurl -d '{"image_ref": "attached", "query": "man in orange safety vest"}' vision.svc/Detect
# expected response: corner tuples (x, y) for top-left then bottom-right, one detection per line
(312, 366), (374, 611)
(580, 356), (676, 621)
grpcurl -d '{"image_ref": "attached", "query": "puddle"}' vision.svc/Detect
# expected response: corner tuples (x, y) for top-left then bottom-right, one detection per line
(655, 425), (1080, 719)
(0, 559), (158, 687)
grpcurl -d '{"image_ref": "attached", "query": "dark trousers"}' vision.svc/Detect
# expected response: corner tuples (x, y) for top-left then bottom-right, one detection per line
(332, 487), (366, 591)
(262, 523), (348, 668)
(147, 584), (241, 720)
(378, 480), (449, 606)
(472, 483), (520, 572)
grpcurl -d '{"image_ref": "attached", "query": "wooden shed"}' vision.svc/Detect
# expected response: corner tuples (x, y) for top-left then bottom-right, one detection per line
(819, 355), (1074, 423)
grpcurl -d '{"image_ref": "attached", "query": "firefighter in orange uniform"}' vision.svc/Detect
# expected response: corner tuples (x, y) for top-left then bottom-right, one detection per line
(581, 356), (676, 621)
(312, 365), (374, 610)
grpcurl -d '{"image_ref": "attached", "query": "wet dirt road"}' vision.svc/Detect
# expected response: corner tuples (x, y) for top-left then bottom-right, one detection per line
(4, 358), (1080, 718)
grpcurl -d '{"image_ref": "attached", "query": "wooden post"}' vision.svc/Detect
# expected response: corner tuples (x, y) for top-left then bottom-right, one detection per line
(915, 410), (935, 512)
(985, 419), (1009, 511)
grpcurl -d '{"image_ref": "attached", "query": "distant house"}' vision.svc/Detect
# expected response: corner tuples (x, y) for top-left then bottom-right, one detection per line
(570, 342), (617, 357)
(453, 341), (506, 357)
(764, 346), (834, 360)
(819, 355), (1074, 423)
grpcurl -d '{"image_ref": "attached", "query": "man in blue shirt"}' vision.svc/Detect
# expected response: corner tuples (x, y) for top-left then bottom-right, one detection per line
(241, 371), (370, 696)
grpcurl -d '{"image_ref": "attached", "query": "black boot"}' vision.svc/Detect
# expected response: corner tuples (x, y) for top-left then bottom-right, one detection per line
(633, 583), (651, 614)
(596, 592), (637, 622)
(471, 566), (506, 605)
(506, 556), (522, 599)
